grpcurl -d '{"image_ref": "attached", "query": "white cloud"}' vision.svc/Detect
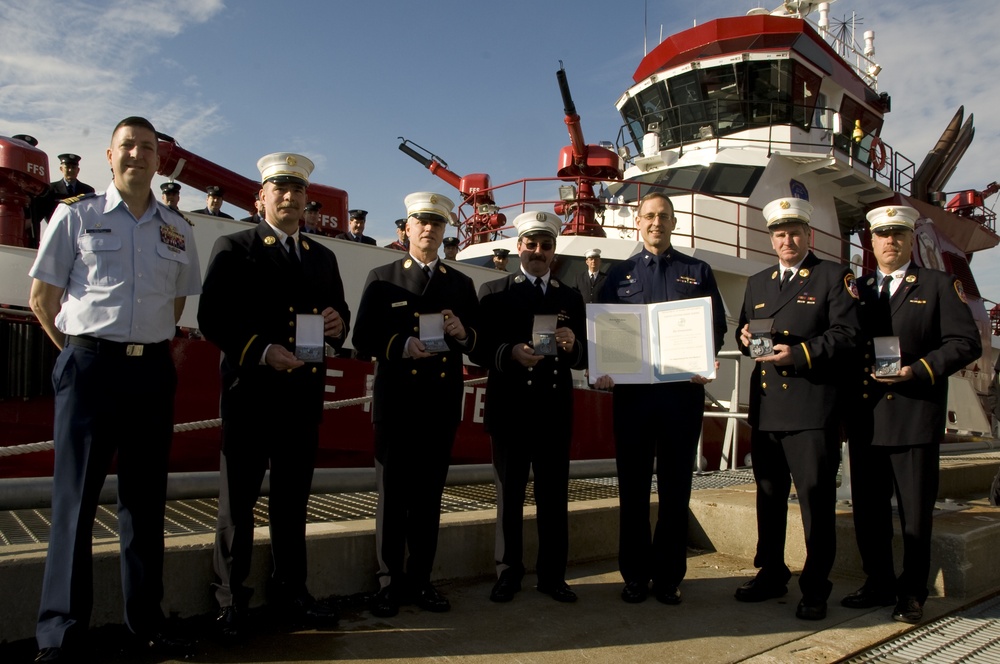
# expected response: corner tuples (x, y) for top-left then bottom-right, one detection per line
(0, 0), (225, 184)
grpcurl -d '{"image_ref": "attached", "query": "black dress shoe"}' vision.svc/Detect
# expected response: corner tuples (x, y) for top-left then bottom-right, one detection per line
(489, 575), (522, 603)
(35, 647), (65, 663)
(216, 605), (243, 639)
(286, 593), (339, 625)
(892, 596), (923, 624)
(734, 576), (788, 602)
(144, 631), (196, 659)
(840, 584), (896, 609)
(537, 581), (578, 603)
(653, 585), (682, 605)
(795, 599), (828, 621)
(415, 584), (451, 612)
(621, 580), (649, 604)
(370, 585), (400, 618)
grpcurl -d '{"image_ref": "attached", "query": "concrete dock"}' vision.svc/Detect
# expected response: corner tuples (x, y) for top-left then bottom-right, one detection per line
(1, 455), (999, 662)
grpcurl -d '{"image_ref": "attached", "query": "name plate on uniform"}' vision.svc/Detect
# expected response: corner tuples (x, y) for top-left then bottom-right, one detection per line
(295, 314), (325, 362)
(873, 336), (901, 377)
(419, 313), (449, 353)
(747, 318), (775, 358)
(585, 297), (716, 384)
(532, 314), (558, 356)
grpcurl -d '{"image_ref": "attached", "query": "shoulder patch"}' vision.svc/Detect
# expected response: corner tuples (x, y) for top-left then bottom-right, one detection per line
(844, 273), (859, 299)
(60, 192), (96, 206)
(954, 279), (967, 304)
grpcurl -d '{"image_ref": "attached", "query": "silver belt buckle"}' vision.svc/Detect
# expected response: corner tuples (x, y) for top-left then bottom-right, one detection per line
(126, 344), (144, 357)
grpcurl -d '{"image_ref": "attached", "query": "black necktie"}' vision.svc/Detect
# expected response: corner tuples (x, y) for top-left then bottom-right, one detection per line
(779, 269), (793, 290)
(534, 277), (545, 295)
(67, 182), (75, 195)
(420, 264), (431, 284)
(879, 274), (893, 302)
(285, 236), (299, 265)
(590, 273), (596, 284)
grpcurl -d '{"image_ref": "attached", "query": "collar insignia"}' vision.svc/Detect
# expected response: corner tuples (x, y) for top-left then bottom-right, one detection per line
(264, 235), (276, 245)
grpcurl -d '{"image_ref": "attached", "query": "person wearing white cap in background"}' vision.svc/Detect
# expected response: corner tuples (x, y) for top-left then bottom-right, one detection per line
(841, 205), (980, 624)
(198, 152), (350, 639)
(573, 247), (606, 304)
(734, 196), (860, 621)
(353, 191), (481, 618)
(593, 191), (727, 607)
(474, 211), (586, 605)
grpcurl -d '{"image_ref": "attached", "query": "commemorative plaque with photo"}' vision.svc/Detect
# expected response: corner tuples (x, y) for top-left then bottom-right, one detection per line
(294, 314), (325, 362)
(873, 336), (902, 377)
(747, 318), (775, 358)
(532, 314), (558, 356)
(419, 313), (450, 353)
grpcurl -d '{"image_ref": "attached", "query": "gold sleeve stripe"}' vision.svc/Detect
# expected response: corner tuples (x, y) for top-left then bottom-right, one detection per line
(239, 335), (259, 367)
(386, 333), (399, 360)
(801, 343), (812, 370)
(919, 358), (935, 385)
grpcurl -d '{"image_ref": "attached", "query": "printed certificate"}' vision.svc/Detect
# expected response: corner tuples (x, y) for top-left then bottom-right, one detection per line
(587, 297), (716, 384)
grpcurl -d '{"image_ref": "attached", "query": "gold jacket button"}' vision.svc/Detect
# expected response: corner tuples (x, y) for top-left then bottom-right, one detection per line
(553, 370), (558, 375)
(411, 369), (417, 375)
(782, 384), (788, 390)
(413, 327), (418, 333)
(781, 371), (788, 376)
(761, 369), (766, 377)
(414, 312), (420, 317)
(440, 372), (446, 378)
(288, 307), (294, 313)
(783, 330), (789, 336)
(551, 384), (557, 388)
(862, 393), (868, 399)
(762, 382), (767, 389)
(527, 367), (533, 372)
(441, 356), (447, 363)
(312, 308), (319, 314)
(886, 394), (894, 400)
(863, 380), (868, 385)
(527, 380), (533, 386)
(312, 367), (317, 374)
(289, 320), (295, 327)
(864, 354), (870, 359)
(288, 337), (294, 343)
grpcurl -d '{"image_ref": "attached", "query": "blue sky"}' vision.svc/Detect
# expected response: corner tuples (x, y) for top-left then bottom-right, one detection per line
(2, 0), (999, 308)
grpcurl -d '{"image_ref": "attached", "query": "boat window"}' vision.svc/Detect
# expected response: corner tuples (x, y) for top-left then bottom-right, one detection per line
(636, 84), (671, 140)
(812, 92), (830, 129)
(747, 61), (793, 125)
(667, 72), (710, 142)
(701, 65), (746, 133)
(620, 97), (645, 151)
(837, 95), (885, 163)
(792, 62), (822, 128)
(700, 164), (764, 197)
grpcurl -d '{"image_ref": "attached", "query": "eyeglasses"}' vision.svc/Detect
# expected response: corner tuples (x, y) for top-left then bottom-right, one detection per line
(522, 240), (554, 251)
(639, 212), (673, 222)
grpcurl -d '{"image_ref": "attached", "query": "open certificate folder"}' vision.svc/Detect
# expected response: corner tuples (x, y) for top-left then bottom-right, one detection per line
(586, 297), (716, 384)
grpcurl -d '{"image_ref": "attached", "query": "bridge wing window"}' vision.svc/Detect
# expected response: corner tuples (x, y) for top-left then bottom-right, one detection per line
(701, 164), (764, 197)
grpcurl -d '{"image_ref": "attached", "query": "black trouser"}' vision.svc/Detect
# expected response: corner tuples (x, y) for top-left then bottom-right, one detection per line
(491, 426), (571, 585)
(37, 340), (175, 649)
(750, 426), (840, 601)
(848, 439), (939, 602)
(613, 382), (705, 589)
(213, 419), (319, 608)
(374, 419), (457, 589)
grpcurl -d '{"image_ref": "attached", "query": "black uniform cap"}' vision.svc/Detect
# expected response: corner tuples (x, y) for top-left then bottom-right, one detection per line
(206, 185), (224, 197)
(58, 153), (81, 165)
(349, 209), (368, 221)
(493, 248), (510, 258)
(305, 201), (322, 212)
(161, 182), (181, 194)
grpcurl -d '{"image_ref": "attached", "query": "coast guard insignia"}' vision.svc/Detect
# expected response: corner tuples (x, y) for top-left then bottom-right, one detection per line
(845, 273), (859, 299)
(264, 236), (276, 245)
(403, 259), (413, 269)
(954, 280), (967, 303)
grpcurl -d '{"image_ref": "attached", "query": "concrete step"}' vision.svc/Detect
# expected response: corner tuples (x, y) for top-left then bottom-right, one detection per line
(2, 479), (999, 646)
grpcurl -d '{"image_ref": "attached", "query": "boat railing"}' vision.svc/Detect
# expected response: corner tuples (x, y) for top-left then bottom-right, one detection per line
(615, 100), (915, 196)
(457, 177), (857, 266)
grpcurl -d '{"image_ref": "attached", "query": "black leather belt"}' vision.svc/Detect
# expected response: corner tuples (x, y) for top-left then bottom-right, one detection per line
(66, 335), (167, 357)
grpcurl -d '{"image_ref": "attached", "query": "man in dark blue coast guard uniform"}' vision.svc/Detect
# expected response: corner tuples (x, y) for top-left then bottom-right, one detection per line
(595, 191), (727, 605)
(475, 211), (587, 604)
(841, 205), (980, 624)
(28, 117), (201, 663)
(734, 197), (860, 621)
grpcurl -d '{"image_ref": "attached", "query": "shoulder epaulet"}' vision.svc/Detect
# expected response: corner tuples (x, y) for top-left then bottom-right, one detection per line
(179, 212), (194, 226)
(159, 202), (194, 226)
(60, 192), (96, 206)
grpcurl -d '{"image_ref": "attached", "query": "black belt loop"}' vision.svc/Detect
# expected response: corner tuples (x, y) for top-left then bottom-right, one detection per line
(66, 335), (167, 357)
